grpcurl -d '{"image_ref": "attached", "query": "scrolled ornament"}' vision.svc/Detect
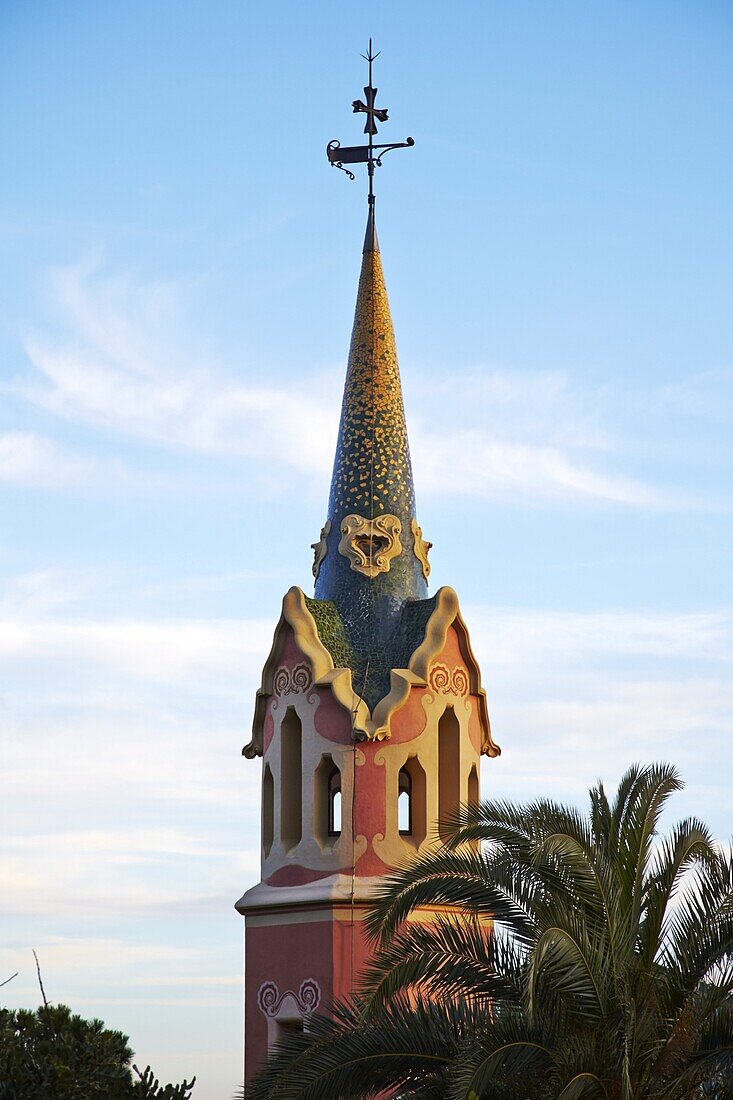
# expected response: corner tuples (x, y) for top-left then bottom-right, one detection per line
(298, 979), (321, 1013)
(257, 981), (279, 1016)
(291, 662), (312, 693)
(429, 663), (451, 694)
(452, 667), (469, 696)
(273, 667), (291, 696)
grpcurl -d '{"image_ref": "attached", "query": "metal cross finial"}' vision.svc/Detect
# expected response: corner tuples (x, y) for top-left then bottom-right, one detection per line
(327, 40), (414, 207)
(352, 39), (388, 135)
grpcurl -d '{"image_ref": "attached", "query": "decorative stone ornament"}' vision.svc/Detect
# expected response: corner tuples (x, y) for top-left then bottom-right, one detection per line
(311, 520), (331, 580)
(428, 662), (469, 696)
(257, 978), (321, 1019)
(410, 518), (432, 582)
(273, 663), (312, 696)
(338, 513), (402, 578)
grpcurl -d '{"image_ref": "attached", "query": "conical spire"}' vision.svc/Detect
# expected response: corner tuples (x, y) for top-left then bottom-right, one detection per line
(313, 213), (429, 666)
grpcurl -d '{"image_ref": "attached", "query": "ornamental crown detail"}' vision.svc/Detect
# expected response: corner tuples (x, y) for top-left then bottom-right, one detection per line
(338, 513), (402, 578)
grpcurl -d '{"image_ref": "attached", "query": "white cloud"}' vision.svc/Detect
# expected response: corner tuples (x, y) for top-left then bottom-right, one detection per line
(18, 255), (339, 484)
(412, 431), (672, 506)
(0, 848), (257, 919)
(465, 604), (733, 826)
(8, 258), (693, 508)
(0, 431), (99, 490)
(0, 615), (271, 683)
(660, 368), (733, 421)
(0, 938), (240, 1015)
(0, 430), (201, 496)
(468, 605), (732, 667)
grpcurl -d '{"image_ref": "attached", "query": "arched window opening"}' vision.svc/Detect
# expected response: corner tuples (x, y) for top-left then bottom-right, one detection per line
(438, 706), (461, 841)
(398, 757), (427, 845)
(280, 707), (302, 851)
(262, 763), (274, 856)
(328, 768), (342, 836)
(468, 764), (479, 809)
(314, 754), (342, 844)
(398, 767), (412, 835)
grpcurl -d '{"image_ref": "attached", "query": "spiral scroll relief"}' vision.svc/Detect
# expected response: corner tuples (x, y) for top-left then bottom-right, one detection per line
(257, 978), (322, 1018)
(428, 663), (469, 697)
(273, 663), (312, 697)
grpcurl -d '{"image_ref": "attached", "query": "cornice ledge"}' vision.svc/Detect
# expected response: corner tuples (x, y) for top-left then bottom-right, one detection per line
(235, 873), (387, 914)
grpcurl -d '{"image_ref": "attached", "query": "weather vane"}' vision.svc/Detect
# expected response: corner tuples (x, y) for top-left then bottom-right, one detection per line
(326, 40), (414, 208)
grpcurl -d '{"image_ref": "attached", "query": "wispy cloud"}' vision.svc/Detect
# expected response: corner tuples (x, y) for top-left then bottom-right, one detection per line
(17, 258), (337, 481)
(7, 257), (698, 508)
(466, 603), (733, 818)
(413, 432), (672, 506)
(660, 368), (733, 422)
(0, 430), (101, 491)
(0, 615), (271, 683)
(0, 430), (210, 496)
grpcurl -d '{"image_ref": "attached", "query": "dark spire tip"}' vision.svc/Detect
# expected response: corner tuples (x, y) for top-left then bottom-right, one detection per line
(362, 206), (379, 254)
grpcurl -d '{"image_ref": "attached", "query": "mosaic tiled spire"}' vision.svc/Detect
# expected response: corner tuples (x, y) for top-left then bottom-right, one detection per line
(314, 210), (428, 658)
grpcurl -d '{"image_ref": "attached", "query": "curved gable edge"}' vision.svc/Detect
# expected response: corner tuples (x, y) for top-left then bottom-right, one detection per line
(408, 586), (500, 758)
(243, 585), (499, 756)
(243, 587), (371, 757)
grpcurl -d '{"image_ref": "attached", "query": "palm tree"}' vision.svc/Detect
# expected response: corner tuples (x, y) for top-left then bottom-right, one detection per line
(245, 763), (733, 1099)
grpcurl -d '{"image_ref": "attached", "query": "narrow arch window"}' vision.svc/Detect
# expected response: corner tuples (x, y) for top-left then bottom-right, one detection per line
(280, 708), (302, 850)
(398, 767), (412, 835)
(468, 764), (479, 809)
(328, 768), (342, 836)
(398, 758), (427, 844)
(438, 706), (461, 841)
(262, 763), (274, 856)
(314, 754), (341, 844)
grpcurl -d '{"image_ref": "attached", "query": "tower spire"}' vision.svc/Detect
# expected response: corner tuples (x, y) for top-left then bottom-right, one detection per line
(238, 49), (497, 1080)
(315, 47), (428, 707)
(314, 215), (425, 613)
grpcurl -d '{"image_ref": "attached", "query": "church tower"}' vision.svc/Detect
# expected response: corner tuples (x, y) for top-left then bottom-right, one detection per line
(235, 46), (500, 1081)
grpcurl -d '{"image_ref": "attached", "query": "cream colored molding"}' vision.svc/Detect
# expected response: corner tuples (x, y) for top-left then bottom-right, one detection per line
(243, 585), (500, 756)
(410, 518), (432, 582)
(244, 587), (339, 758)
(338, 513), (402, 578)
(310, 520), (331, 581)
(236, 872), (389, 914)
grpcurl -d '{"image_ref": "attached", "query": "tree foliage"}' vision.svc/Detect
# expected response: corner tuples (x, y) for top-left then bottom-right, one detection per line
(247, 763), (733, 1099)
(0, 1002), (196, 1099)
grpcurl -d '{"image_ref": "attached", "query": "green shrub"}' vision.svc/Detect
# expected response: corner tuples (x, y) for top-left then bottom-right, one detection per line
(0, 1003), (195, 1099)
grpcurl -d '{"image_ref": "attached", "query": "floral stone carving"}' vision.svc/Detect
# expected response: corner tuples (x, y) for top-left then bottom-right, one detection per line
(410, 518), (432, 582)
(338, 513), (402, 579)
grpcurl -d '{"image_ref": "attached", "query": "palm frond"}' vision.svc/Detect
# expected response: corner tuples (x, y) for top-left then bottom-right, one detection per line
(365, 846), (539, 944)
(359, 917), (526, 1011)
(245, 997), (462, 1100)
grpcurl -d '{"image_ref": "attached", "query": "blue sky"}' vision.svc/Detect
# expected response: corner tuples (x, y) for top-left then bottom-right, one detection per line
(1, 1), (732, 1095)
